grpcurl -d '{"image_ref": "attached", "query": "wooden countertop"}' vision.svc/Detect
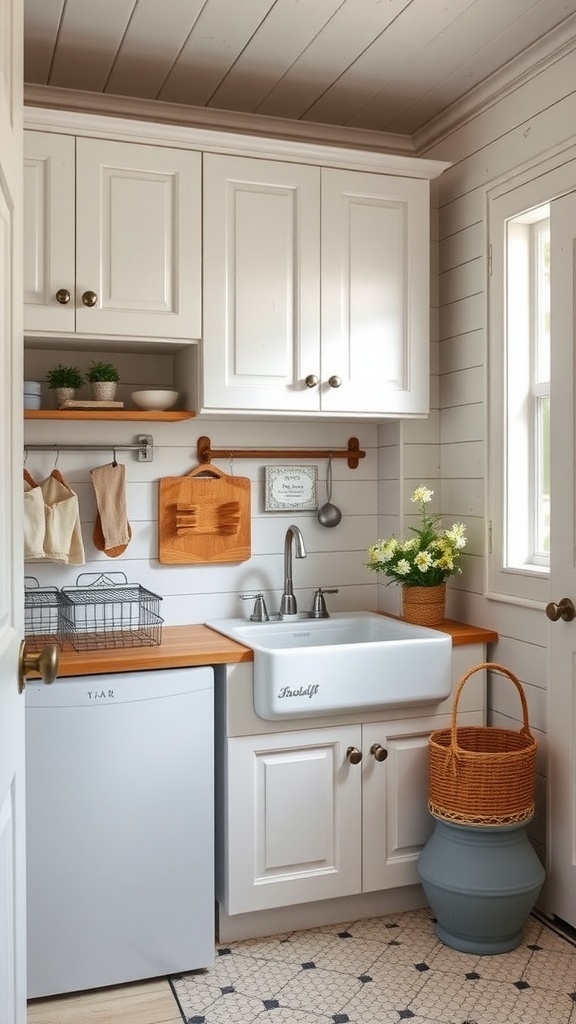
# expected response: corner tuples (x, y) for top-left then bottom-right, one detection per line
(51, 618), (498, 677)
(54, 624), (252, 677)
(427, 619), (498, 646)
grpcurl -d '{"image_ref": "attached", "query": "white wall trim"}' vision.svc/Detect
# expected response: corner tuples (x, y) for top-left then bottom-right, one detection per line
(414, 14), (576, 155)
(23, 83), (417, 158)
(23, 100), (450, 179)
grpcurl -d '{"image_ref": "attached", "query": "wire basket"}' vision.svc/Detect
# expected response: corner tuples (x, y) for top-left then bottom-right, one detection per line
(60, 573), (163, 651)
(24, 576), (68, 648)
(428, 662), (538, 826)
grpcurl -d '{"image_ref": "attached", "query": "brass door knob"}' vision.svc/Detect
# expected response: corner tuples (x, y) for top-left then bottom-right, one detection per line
(328, 375), (342, 388)
(81, 290), (98, 307)
(18, 641), (59, 695)
(346, 745), (363, 765)
(546, 598), (576, 622)
(305, 374), (319, 388)
(55, 288), (71, 304)
(370, 742), (388, 762)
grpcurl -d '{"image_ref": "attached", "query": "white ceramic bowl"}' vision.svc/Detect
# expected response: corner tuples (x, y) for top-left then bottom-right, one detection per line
(131, 389), (179, 411)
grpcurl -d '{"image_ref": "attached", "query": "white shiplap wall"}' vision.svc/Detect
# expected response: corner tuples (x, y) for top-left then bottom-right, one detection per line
(23, 347), (381, 625)
(418, 44), (576, 859)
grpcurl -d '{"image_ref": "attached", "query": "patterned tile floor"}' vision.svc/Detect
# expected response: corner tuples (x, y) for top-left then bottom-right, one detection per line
(170, 909), (576, 1024)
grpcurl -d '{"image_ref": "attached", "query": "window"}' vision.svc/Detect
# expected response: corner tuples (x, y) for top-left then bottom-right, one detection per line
(505, 207), (550, 571)
(487, 185), (552, 606)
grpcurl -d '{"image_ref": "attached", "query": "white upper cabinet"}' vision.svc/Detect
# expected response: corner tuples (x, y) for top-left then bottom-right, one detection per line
(201, 153), (430, 417)
(24, 131), (201, 341)
(202, 154), (321, 414)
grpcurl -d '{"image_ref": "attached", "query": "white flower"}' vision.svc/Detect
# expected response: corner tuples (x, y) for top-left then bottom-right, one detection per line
(411, 486), (433, 505)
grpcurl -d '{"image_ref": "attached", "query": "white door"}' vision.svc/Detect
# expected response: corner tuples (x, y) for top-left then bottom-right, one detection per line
(225, 726), (362, 914)
(321, 169), (430, 416)
(202, 154), (320, 413)
(0, 0), (25, 1021)
(362, 720), (434, 893)
(547, 191), (576, 926)
(76, 139), (201, 339)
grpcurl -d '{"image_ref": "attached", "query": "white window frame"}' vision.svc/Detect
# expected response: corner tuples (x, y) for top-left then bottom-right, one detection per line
(487, 171), (563, 608)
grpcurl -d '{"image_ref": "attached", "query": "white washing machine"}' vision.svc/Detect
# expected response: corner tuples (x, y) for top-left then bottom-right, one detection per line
(25, 665), (214, 998)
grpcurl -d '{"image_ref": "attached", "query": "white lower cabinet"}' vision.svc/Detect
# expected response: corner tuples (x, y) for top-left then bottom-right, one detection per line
(225, 717), (439, 915)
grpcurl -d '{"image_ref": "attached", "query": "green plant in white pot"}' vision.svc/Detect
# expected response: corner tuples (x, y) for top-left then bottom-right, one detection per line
(45, 364), (85, 408)
(87, 361), (120, 402)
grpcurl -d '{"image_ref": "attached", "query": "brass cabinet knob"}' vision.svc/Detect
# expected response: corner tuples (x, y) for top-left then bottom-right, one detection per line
(370, 742), (388, 762)
(81, 290), (98, 307)
(55, 288), (71, 304)
(305, 374), (319, 388)
(546, 597), (576, 622)
(346, 745), (363, 765)
(18, 641), (59, 695)
(328, 375), (342, 388)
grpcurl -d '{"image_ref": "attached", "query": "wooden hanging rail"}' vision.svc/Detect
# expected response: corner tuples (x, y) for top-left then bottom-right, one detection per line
(197, 435), (365, 470)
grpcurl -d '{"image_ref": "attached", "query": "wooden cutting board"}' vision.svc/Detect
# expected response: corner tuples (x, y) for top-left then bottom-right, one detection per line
(158, 464), (251, 563)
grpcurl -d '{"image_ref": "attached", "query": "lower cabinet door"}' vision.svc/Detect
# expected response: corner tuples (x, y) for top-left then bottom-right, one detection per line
(361, 719), (435, 893)
(226, 725), (362, 914)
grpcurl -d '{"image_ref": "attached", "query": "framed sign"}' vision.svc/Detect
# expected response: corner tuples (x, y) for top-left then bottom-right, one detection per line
(265, 465), (318, 511)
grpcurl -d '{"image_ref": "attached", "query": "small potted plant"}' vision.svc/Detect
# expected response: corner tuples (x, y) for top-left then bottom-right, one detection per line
(366, 485), (467, 625)
(86, 361), (120, 401)
(45, 363), (85, 408)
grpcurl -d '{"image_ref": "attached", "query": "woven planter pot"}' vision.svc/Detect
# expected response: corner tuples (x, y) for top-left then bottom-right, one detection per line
(402, 582), (446, 626)
(90, 381), (117, 401)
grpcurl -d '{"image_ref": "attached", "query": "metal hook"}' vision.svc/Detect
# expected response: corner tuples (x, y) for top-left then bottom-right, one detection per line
(112, 447), (118, 468)
(53, 447), (60, 469)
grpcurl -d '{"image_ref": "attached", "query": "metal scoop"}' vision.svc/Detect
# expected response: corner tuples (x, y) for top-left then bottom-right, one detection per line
(317, 456), (342, 528)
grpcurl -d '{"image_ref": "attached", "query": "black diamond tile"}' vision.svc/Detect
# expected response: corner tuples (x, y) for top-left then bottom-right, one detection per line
(465, 971), (480, 980)
(221, 985), (235, 994)
(527, 943), (543, 951)
(302, 962), (316, 970)
(263, 999), (279, 1010)
(414, 962), (429, 972)
(332, 1015), (350, 1023)
(217, 947), (232, 956)
(388, 939), (401, 947)
(514, 980), (530, 990)
(569, 992), (576, 1003)
(398, 1011), (415, 1020)
(385, 922), (400, 929)
(187, 1017), (205, 1024)
(338, 931), (352, 938)
(358, 974), (372, 984)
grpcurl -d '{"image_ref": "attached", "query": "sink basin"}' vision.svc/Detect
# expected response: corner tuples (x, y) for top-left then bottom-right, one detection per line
(206, 612), (451, 720)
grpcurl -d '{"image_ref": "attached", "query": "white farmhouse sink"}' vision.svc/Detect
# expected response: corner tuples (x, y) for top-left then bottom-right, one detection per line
(206, 611), (451, 720)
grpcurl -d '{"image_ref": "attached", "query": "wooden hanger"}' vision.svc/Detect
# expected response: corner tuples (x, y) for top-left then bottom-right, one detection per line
(24, 468), (38, 488)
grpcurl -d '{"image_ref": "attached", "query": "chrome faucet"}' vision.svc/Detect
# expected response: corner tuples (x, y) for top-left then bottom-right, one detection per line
(279, 525), (307, 616)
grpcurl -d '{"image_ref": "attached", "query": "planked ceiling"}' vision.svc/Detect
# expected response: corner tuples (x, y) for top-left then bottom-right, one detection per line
(23, 0), (576, 138)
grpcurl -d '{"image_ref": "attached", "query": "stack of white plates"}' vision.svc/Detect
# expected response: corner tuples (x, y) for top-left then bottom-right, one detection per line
(24, 381), (42, 410)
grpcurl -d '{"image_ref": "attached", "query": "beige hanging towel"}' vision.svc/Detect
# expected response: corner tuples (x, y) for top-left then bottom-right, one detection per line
(40, 470), (86, 565)
(90, 462), (131, 556)
(24, 471), (46, 560)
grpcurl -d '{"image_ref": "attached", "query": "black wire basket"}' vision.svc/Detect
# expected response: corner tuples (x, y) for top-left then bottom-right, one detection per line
(60, 572), (164, 651)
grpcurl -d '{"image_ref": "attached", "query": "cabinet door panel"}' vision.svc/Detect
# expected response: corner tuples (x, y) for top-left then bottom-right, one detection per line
(75, 139), (201, 338)
(202, 154), (320, 412)
(23, 132), (75, 333)
(226, 726), (361, 914)
(362, 720), (434, 893)
(321, 169), (430, 416)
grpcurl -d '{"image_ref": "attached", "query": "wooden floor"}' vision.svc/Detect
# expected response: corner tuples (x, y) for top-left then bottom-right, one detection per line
(27, 978), (182, 1024)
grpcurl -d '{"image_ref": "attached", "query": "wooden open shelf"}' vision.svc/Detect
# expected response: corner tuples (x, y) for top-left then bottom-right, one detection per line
(24, 410), (196, 421)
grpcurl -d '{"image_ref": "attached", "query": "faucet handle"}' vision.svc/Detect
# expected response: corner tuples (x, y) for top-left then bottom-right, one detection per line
(240, 593), (269, 622)
(310, 587), (338, 619)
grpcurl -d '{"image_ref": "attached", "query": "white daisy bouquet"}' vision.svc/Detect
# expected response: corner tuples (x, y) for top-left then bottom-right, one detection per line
(367, 486), (467, 587)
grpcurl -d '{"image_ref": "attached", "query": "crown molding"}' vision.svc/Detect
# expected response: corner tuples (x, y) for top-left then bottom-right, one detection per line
(24, 82), (417, 157)
(413, 13), (576, 154)
(24, 87), (450, 179)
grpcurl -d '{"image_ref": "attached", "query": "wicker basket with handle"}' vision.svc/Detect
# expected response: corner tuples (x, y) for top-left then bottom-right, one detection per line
(428, 662), (537, 826)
